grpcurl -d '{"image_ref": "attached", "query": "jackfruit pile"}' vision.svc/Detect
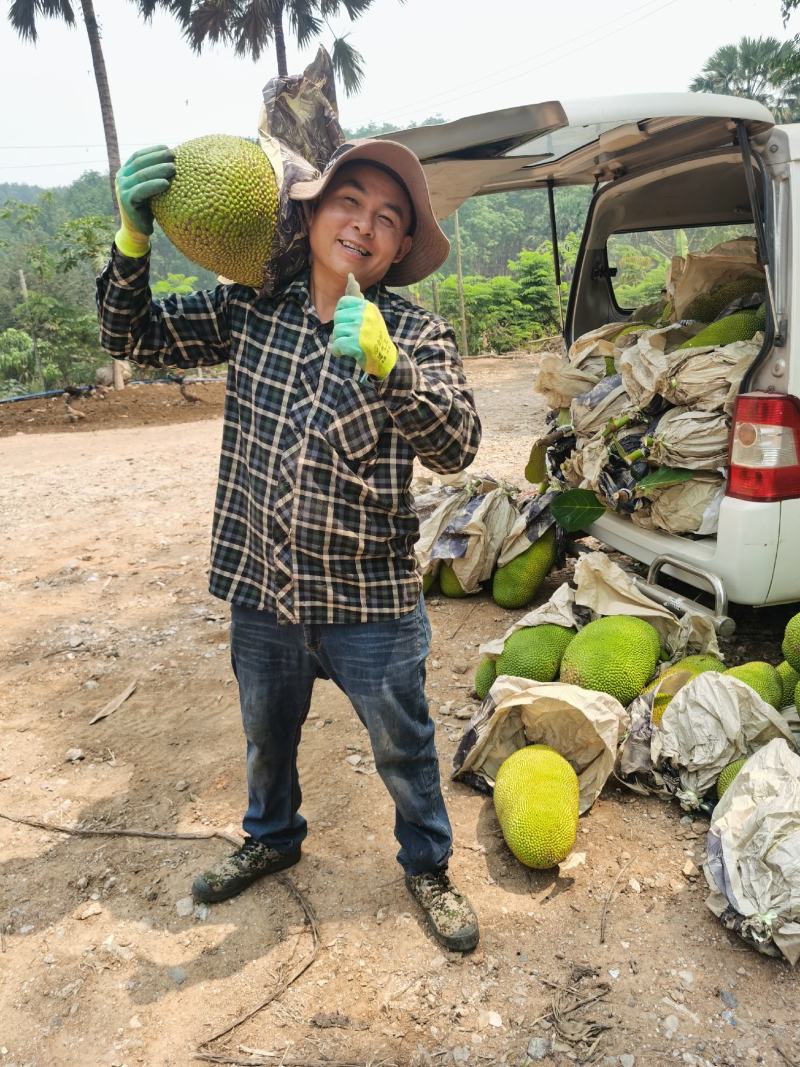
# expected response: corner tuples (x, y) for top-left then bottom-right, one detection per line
(492, 528), (557, 609)
(644, 653), (726, 725)
(493, 745), (580, 868)
(724, 661), (783, 710)
(716, 757), (747, 799)
(559, 615), (661, 706)
(152, 134), (279, 287)
(530, 244), (767, 538)
(496, 624), (576, 683)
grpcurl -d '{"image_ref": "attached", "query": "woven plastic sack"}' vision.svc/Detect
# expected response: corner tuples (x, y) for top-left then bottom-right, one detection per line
(704, 738), (800, 964)
(649, 407), (730, 470)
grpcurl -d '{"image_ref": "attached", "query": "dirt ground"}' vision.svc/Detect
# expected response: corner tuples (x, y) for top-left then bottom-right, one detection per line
(1, 355), (799, 1067)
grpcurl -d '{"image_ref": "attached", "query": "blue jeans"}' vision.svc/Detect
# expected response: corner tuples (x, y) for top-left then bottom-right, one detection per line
(229, 598), (453, 876)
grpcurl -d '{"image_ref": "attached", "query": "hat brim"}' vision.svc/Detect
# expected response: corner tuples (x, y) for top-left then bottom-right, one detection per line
(289, 139), (450, 287)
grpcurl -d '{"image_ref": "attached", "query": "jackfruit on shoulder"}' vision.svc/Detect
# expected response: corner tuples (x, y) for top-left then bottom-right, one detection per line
(645, 653), (726, 725)
(782, 611), (800, 673)
(496, 624), (576, 683)
(682, 279), (764, 323)
(439, 563), (469, 598)
(559, 615), (661, 706)
(724, 661), (782, 709)
(676, 305), (766, 350)
(492, 527), (557, 610)
(474, 656), (497, 700)
(493, 744), (579, 869)
(776, 660), (800, 708)
(717, 757), (747, 799)
(152, 134), (278, 287)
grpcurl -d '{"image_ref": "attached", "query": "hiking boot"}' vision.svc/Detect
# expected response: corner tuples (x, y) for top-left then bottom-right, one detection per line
(192, 838), (301, 903)
(405, 869), (479, 952)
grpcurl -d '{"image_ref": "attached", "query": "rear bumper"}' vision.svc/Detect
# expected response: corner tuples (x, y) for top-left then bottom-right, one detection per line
(588, 496), (792, 606)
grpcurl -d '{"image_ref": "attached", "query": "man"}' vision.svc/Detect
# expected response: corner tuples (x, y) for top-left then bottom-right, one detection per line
(98, 138), (481, 952)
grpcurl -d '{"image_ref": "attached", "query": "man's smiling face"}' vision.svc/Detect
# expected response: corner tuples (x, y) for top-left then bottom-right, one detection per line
(308, 161), (414, 293)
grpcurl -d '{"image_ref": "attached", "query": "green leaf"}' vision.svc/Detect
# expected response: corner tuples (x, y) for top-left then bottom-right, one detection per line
(524, 441), (547, 484)
(551, 488), (605, 533)
(636, 467), (694, 493)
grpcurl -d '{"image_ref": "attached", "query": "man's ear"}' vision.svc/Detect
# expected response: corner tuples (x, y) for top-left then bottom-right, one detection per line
(393, 235), (413, 264)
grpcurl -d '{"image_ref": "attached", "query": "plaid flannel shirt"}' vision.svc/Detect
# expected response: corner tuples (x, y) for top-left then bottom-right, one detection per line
(96, 248), (481, 623)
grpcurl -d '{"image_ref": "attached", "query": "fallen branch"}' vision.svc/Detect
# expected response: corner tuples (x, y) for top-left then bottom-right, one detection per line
(196, 874), (320, 1053)
(599, 857), (634, 944)
(0, 811), (241, 847)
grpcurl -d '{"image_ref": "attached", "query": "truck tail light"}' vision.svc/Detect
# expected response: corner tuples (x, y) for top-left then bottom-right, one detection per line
(727, 394), (800, 502)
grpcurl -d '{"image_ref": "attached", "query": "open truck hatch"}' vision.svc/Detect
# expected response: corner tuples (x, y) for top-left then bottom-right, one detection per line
(380, 93), (774, 218)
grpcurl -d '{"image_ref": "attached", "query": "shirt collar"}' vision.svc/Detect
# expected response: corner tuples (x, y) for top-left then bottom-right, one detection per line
(278, 268), (384, 318)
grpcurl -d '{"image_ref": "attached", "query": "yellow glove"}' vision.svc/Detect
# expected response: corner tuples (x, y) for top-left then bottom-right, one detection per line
(114, 145), (175, 258)
(331, 294), (397, 380)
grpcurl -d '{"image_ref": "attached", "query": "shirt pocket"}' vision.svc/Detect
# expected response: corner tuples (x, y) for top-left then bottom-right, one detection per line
(325, 377), (388, 466)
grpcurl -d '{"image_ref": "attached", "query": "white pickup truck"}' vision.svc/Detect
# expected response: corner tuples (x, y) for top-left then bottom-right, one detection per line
(385, 93), (797, 612)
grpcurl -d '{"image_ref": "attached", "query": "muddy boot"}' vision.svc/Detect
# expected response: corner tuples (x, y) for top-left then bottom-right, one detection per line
(405, 869), (479, 952)
(192, 838), (301, 903)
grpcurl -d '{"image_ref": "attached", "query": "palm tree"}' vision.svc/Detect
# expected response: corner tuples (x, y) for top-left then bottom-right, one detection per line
(172, 1), (397, 97)
(690, 36), (800, 122)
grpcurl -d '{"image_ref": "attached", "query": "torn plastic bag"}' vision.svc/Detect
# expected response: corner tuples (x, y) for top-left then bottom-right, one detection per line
(704, 738), (800, 964)
(649, 408), (730, 470)
(452, 677), (626, 814)
(616, 671), (696, 796)
(414, 475), (474, 583)
(645, 473), (725, 536)
(657, 339), (760, 414)
(617, 323), (706, 408)
(570, 374), (631, 441)
(652, 673), (796, 810)
(431, 482), (519, 594)
(534, 353), (602, 409)
(573, 551), (720, 658)
(668, 236), (765, 321)
(495, 492), (558, 569)
(254, 47), (343, 293)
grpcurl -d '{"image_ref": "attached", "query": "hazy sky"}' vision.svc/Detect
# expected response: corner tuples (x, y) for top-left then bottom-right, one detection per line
(0, 0), (793, 187)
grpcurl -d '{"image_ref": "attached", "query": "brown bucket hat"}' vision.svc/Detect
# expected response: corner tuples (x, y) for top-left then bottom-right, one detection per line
(289, 138), (450, 286)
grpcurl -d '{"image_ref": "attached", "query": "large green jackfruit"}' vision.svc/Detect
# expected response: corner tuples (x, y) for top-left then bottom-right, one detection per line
(782, 612), (800, 673)
(559, 615), (661, 706)
(492, 527), (557, 609)
(645, 653), (726, 725)
(682, 279), (764, 323)
(717, 757), (746, 799)
(724, 662), (783, 709)
(777, 660), (800, 708)
(152, 135), (279, 287)
(474, 656), (497, 700)
(496, 624), (576, 683)
(494, 745), (579, 869)
(439, 563), (469, 598)
(676, 305), (766, 350)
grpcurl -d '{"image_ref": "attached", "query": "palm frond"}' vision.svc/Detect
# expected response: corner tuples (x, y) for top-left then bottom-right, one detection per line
(287, 0), (323, 47)
(186, 0), (242, 52)
(231, 0), (279, 58)
(9, 0), (76, 42)
(319, 0), (374, 18)
(331, 32), (364, 96)
(133, 0), (194, 22)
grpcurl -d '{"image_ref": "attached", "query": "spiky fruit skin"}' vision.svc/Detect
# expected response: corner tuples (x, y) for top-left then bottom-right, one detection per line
(474, 656), (497, 700)
(682, 279), (764, 323)
(494, 745), (579, 869)
(559, 615), (661, 706)
(782, 612), (800, 673)
(717, 757), (747, 799)
(795, 680), (800, 715)
(645, 653), (726, 725)
(422, 571), (435, 595)
(496, 624), (576, 683)
(776, 661), (800, 708)
(492, 527), (557, 610)
(439, 563), (469, 598)
(152, 135), (278, 287)
(676, 305), (766, 350)
(724, 662), (783, 709)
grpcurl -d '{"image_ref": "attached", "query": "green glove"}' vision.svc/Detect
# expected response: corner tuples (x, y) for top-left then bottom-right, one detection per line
(114, 145), (175, 258)
(331, 295), (397, 379)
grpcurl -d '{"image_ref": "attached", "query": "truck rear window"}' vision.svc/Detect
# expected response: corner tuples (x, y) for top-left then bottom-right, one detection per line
(606, 225), (756, 311)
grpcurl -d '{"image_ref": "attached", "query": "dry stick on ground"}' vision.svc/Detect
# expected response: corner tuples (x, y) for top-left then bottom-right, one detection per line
(195, 874), (321, 1060)
(599, 857), (634, 944)
(0, 811), (242, 847)
(448, 601), (479, 641)
(195, 1058), (392, 1067)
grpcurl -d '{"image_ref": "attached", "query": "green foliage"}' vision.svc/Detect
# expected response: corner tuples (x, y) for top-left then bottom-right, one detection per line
(152, 273), (200, 298)
(0, 328), (34, 381)
(690, 35), (800, 122)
